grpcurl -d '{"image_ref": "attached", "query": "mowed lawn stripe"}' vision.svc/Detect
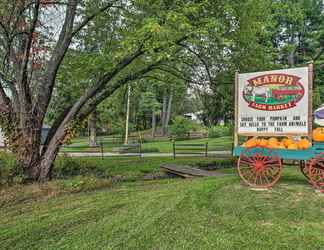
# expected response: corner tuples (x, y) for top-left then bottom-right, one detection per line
(1, 168), (324, 249)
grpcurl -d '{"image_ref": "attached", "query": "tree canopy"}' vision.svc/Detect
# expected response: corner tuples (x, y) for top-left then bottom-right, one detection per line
(0, 0), (323, 182)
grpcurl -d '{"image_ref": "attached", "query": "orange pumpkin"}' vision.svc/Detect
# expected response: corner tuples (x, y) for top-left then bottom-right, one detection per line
(268, 137), (278, 144)
(245, 138), (257, 148)
(287, 143), (298, 150)
(268, 138), (279, 148)
(298, 139), (311, 150)
(258, 139), (268, 147)
(313, 128), (324, 142)
(277, 142), (286, 149)
(283, 138), (294, 148)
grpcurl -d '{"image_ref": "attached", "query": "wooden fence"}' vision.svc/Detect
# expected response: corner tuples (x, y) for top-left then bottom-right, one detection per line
(172, 141), (208, 159)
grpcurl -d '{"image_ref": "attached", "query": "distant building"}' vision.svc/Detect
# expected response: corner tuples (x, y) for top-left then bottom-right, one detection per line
(41, 125), (51, 144)
(184, 111), (203, 123)
(0, 125), (50, 148)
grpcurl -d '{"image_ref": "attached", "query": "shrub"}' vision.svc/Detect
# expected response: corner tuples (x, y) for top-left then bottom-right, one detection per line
(0, 151), (23, 185)
(140, 147), (159, 153)
(208, 125), (232, 138)
(58, 176), (113, 193)
(169, 116), (193, 138)
(54, 157), (108, 179)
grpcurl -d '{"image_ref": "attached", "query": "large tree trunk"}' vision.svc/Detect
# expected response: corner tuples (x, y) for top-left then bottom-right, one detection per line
(88, 109), (98, 147)
(12, 116), (43, 182)
(38, 144), (61, 181)
(288, 52), (295, 67)
(124, 84), (131, 145)
(151, 110), (156, 137)
(161, 92), (167, 136)
(162, 92), (173, 136)
(12, 116), (61, 182)
(37, 122), (69, 181)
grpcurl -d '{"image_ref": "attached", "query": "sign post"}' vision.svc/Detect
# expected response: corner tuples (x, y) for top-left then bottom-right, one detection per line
(234, 70), (239, 147)
(308, 63), (313, 139)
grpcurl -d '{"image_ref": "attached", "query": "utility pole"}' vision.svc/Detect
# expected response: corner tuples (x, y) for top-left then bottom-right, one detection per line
(124, 84), (131, 145)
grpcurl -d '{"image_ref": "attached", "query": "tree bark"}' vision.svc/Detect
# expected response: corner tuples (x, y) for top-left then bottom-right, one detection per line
(161, 92), (167, 136)
(288, 52), (295, 67)
(163, 92), (173, 136)
(17, 120), (43, 181)
(88, 109), (98, 147)
(151, 110), (156, 137)
(124, 84), (131, 145)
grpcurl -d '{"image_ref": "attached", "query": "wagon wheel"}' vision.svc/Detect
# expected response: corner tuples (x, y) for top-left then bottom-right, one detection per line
(238, 147), (283, 188)
(308, 153), (324, 192)
(299, 160), (310, 181)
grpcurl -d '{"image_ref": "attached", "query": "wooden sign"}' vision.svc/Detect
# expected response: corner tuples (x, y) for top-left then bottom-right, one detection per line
(235, 66), (312, 138)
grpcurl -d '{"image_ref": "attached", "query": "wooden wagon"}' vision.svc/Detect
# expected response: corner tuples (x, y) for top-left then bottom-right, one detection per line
(232, 64), (324, 192)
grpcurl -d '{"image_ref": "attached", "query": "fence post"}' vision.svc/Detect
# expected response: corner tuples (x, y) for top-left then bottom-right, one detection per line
(139, 142), (142, 159)
(100, 141), (104, 160)
(205, 142), (208, 157)
(173, 140), (176, 159)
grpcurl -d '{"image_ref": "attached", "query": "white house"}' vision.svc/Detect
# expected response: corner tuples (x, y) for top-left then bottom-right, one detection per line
(184, 111), (203, 123)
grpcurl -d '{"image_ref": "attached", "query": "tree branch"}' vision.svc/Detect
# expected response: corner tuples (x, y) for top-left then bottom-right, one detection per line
(179, 43), (214, 86)
(36, 0), (121, 118)
(77, 61), (163, 121)
(313, 47), (324, 62)
(18, 0), (41, 110)
(35, 0), (78, 115)
(71, 0), (119, 36)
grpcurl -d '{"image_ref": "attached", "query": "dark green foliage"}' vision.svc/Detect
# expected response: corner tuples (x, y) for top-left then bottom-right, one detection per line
(58, 176), (113, 193)
(0, 152), (23, 185)
(208, 125), (232, 138)
(140, 147), (160, 153)
(53, 157), (108, 179)
(169, 116), (195, 137)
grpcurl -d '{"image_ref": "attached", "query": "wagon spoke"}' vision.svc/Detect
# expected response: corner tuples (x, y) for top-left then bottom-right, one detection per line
(240, 158), (254, 165)
(239, 166), (253, 171)
(262, 171), (271, 185)
(264, 160), (280, 165)
(315, 161), (324, 169)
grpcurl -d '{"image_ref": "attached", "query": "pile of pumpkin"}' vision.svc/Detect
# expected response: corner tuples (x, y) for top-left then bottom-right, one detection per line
(313, 127), (324, 142)
(241, 128), (324, 150)
(242, 137), (311, 150)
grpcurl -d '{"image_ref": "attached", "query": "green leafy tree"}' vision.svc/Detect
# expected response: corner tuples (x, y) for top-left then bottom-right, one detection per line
(0, 0), (208, 181)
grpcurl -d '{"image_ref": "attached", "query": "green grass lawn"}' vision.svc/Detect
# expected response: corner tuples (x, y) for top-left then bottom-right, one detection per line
(61, 136), (233, 153)
(53, 156), (232, 180)
(1, 159), (324, 250)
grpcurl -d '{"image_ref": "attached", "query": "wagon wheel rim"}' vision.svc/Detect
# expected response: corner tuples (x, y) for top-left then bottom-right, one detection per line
(308, 153), (324, 192)
(300, 160), (311, 181)
(238, 147), (283, 188)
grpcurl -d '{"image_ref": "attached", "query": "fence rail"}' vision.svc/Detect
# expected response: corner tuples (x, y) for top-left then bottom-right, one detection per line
(172, 141), (208, 159)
